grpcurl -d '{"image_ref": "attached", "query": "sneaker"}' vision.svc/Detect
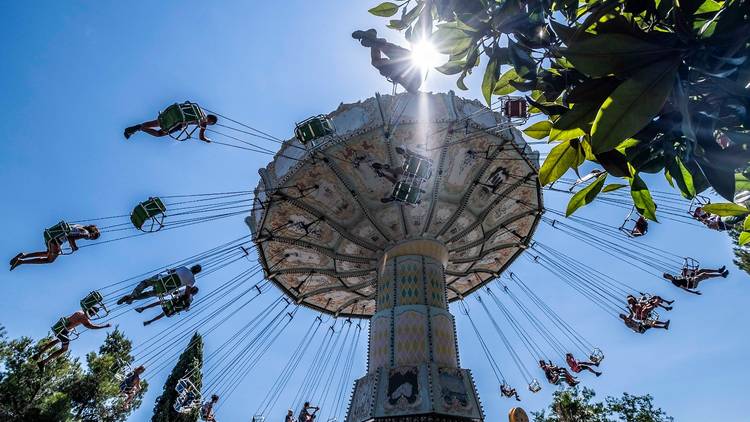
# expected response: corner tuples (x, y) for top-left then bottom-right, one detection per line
(665, 320), (671, 330)
(124, 125), (140, 139)
(135, 307), (144, 313)
(722, 270), (729, 278)
(116, 296), (130, 306)
(719, 265), (726, 272)
(9, 253), (22, 271)
(595, 371), (602, 377)
(142, 321), (149, 326)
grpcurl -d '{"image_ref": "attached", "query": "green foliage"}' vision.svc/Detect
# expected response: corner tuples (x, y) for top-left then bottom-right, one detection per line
(152, 332), (203, 422)
(566, 173), (607, 216)
(532, 387), (673, 422)
(365, 0), (750, 215)
(702, 202), (750, 216)
(729, 226), (750, 274)
(0, 329), (144, 422)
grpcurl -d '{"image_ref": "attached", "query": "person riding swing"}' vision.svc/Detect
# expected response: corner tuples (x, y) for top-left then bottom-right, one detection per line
(124, 102), (217, 142)
(10, 223), (100, 270)
(619, 313), (669, 333)
(539, 360), (578, 387)
(120, 365), (146, 409)
(298, 402), (320, 422)
(136, 286), (199, 326)
(33, 309), (111, 369)
(631, 215), (648, 237)
(352, 29), (422, 93)
(200, 394), (220, 422)
(663, 265), (728, 295)
(565, 353), (602, 377)
(117, 264), (201, 305)
(500, 383), (521, 401)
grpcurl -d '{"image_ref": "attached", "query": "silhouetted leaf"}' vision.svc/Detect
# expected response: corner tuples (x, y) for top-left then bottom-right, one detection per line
(591, 57), (680, 154)
(482, 56), (500, 105)
(603, 183), (627, 192)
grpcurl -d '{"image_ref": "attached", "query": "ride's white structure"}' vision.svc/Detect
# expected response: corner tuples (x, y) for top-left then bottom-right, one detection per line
(248, 92), (543, 422)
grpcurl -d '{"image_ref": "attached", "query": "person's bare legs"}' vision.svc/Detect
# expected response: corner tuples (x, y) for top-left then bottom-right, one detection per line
(143, 313), (166, 326)
(38, 342), (69, 368)
(32, 338), (60, 361)
(12, 244), (60, 269)
(578, 363), (602, 376)
(135, 301), (161, 313)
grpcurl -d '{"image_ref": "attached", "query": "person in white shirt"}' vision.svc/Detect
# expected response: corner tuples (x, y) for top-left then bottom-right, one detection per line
(117, 264), (201, 305)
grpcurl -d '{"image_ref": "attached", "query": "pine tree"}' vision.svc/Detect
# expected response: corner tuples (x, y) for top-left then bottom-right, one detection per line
(729, 227), (750, 276)
(152, 332), (204, 422)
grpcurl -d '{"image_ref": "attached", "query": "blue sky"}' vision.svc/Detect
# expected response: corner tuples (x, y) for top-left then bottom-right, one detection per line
(1, 2), (748, 421)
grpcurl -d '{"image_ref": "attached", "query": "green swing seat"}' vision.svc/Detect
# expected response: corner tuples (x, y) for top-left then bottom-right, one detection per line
(51, 317), (77, 341)
(294, 115), (335, 145)
(80, 291), (108, 319)
(130, 197), (167, 232)
(44, 221), (71, 246)
(161, 297), (189, 317)
(391, 181), (422, 204)
(158, 102), (206, 140)
(153, 272), (182, 296)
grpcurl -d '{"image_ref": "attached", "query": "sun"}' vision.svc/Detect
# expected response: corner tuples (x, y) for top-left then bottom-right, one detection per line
(410, 40), (442, 72)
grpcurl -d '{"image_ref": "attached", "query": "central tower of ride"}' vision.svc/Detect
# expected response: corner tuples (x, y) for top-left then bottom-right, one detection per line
(247, 92), (542, 422)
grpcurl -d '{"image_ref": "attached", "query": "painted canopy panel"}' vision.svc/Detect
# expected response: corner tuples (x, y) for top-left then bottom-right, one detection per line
(247, 92), (543, 317)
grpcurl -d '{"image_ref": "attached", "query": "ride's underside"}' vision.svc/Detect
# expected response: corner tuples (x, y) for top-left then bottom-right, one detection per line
(247, 92), (543, 317)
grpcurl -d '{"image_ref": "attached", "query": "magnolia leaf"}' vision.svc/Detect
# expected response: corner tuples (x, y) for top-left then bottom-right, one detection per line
(602, 183), (627, 193)
(736, 173), (750, 192)
(594, 150), (631, 178)
(744, 214), (750, 231)
(492, 67), (523, 95)
(482, 56), (500, 105)
(431, 27), (473, 55)
(740, 231), (750, 246)
(591, 57), (680, 154)
(539, 140), (578, 186)
(702, 203), (750, 217)
(436, 60), (466, 75)
(630, 174), (657, 221)
(369, 2), (400, 17)
(523, 120), (552, 140)
(560, 33), (680, 77)
(566, 173), (607, 216)
(677, 156), (696, 198)
(549, 101), (600, 142)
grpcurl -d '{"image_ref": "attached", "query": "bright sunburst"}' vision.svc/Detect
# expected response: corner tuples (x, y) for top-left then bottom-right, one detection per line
(410, 40), (442, 72)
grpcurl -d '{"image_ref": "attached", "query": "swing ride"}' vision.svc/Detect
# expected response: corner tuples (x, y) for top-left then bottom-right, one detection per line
(9, 87), (737, 422)
(248, 92), (543, 422)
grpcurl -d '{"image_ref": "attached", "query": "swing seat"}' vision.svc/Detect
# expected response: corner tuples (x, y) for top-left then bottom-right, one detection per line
(174, 378), (202, 413)
(161, 297), (188, 317)
(131, 197), (167, 232)
(295, 115), (335, 145)
(527, 379), (541, 393)
(252, 415), (266, 422)
(502, 98), (529, 120)
(158, 102), (206, 141)
(113, 358), (133, 382)
(44, 221), (72, 247)
(80, 290), (108, 319)
(153, 273), (182, 296)
(589, 348), (604, 364)
(389, 154), (432, 205)
(51, 317), (78, 341)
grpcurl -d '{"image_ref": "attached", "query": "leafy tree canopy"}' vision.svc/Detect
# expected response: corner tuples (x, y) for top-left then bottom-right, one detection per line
(367, 0), (750, 218)
(0, 328), (146, 422)
(532, 387), (673, 422)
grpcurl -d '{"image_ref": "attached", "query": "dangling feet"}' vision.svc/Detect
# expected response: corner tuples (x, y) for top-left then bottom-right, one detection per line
(663, 306), (673, 311)
(664, 320), (671, 330)
(594, 371), (602, 377)
(135, 306), (144, 313)
(117, 295), (132, 306)
(719, 265), (726, 273)
(9, 253), (23, 271)
(143, 321), (150, 326)
(124, 125), (141, 139)
(722, 269), (730, 278)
